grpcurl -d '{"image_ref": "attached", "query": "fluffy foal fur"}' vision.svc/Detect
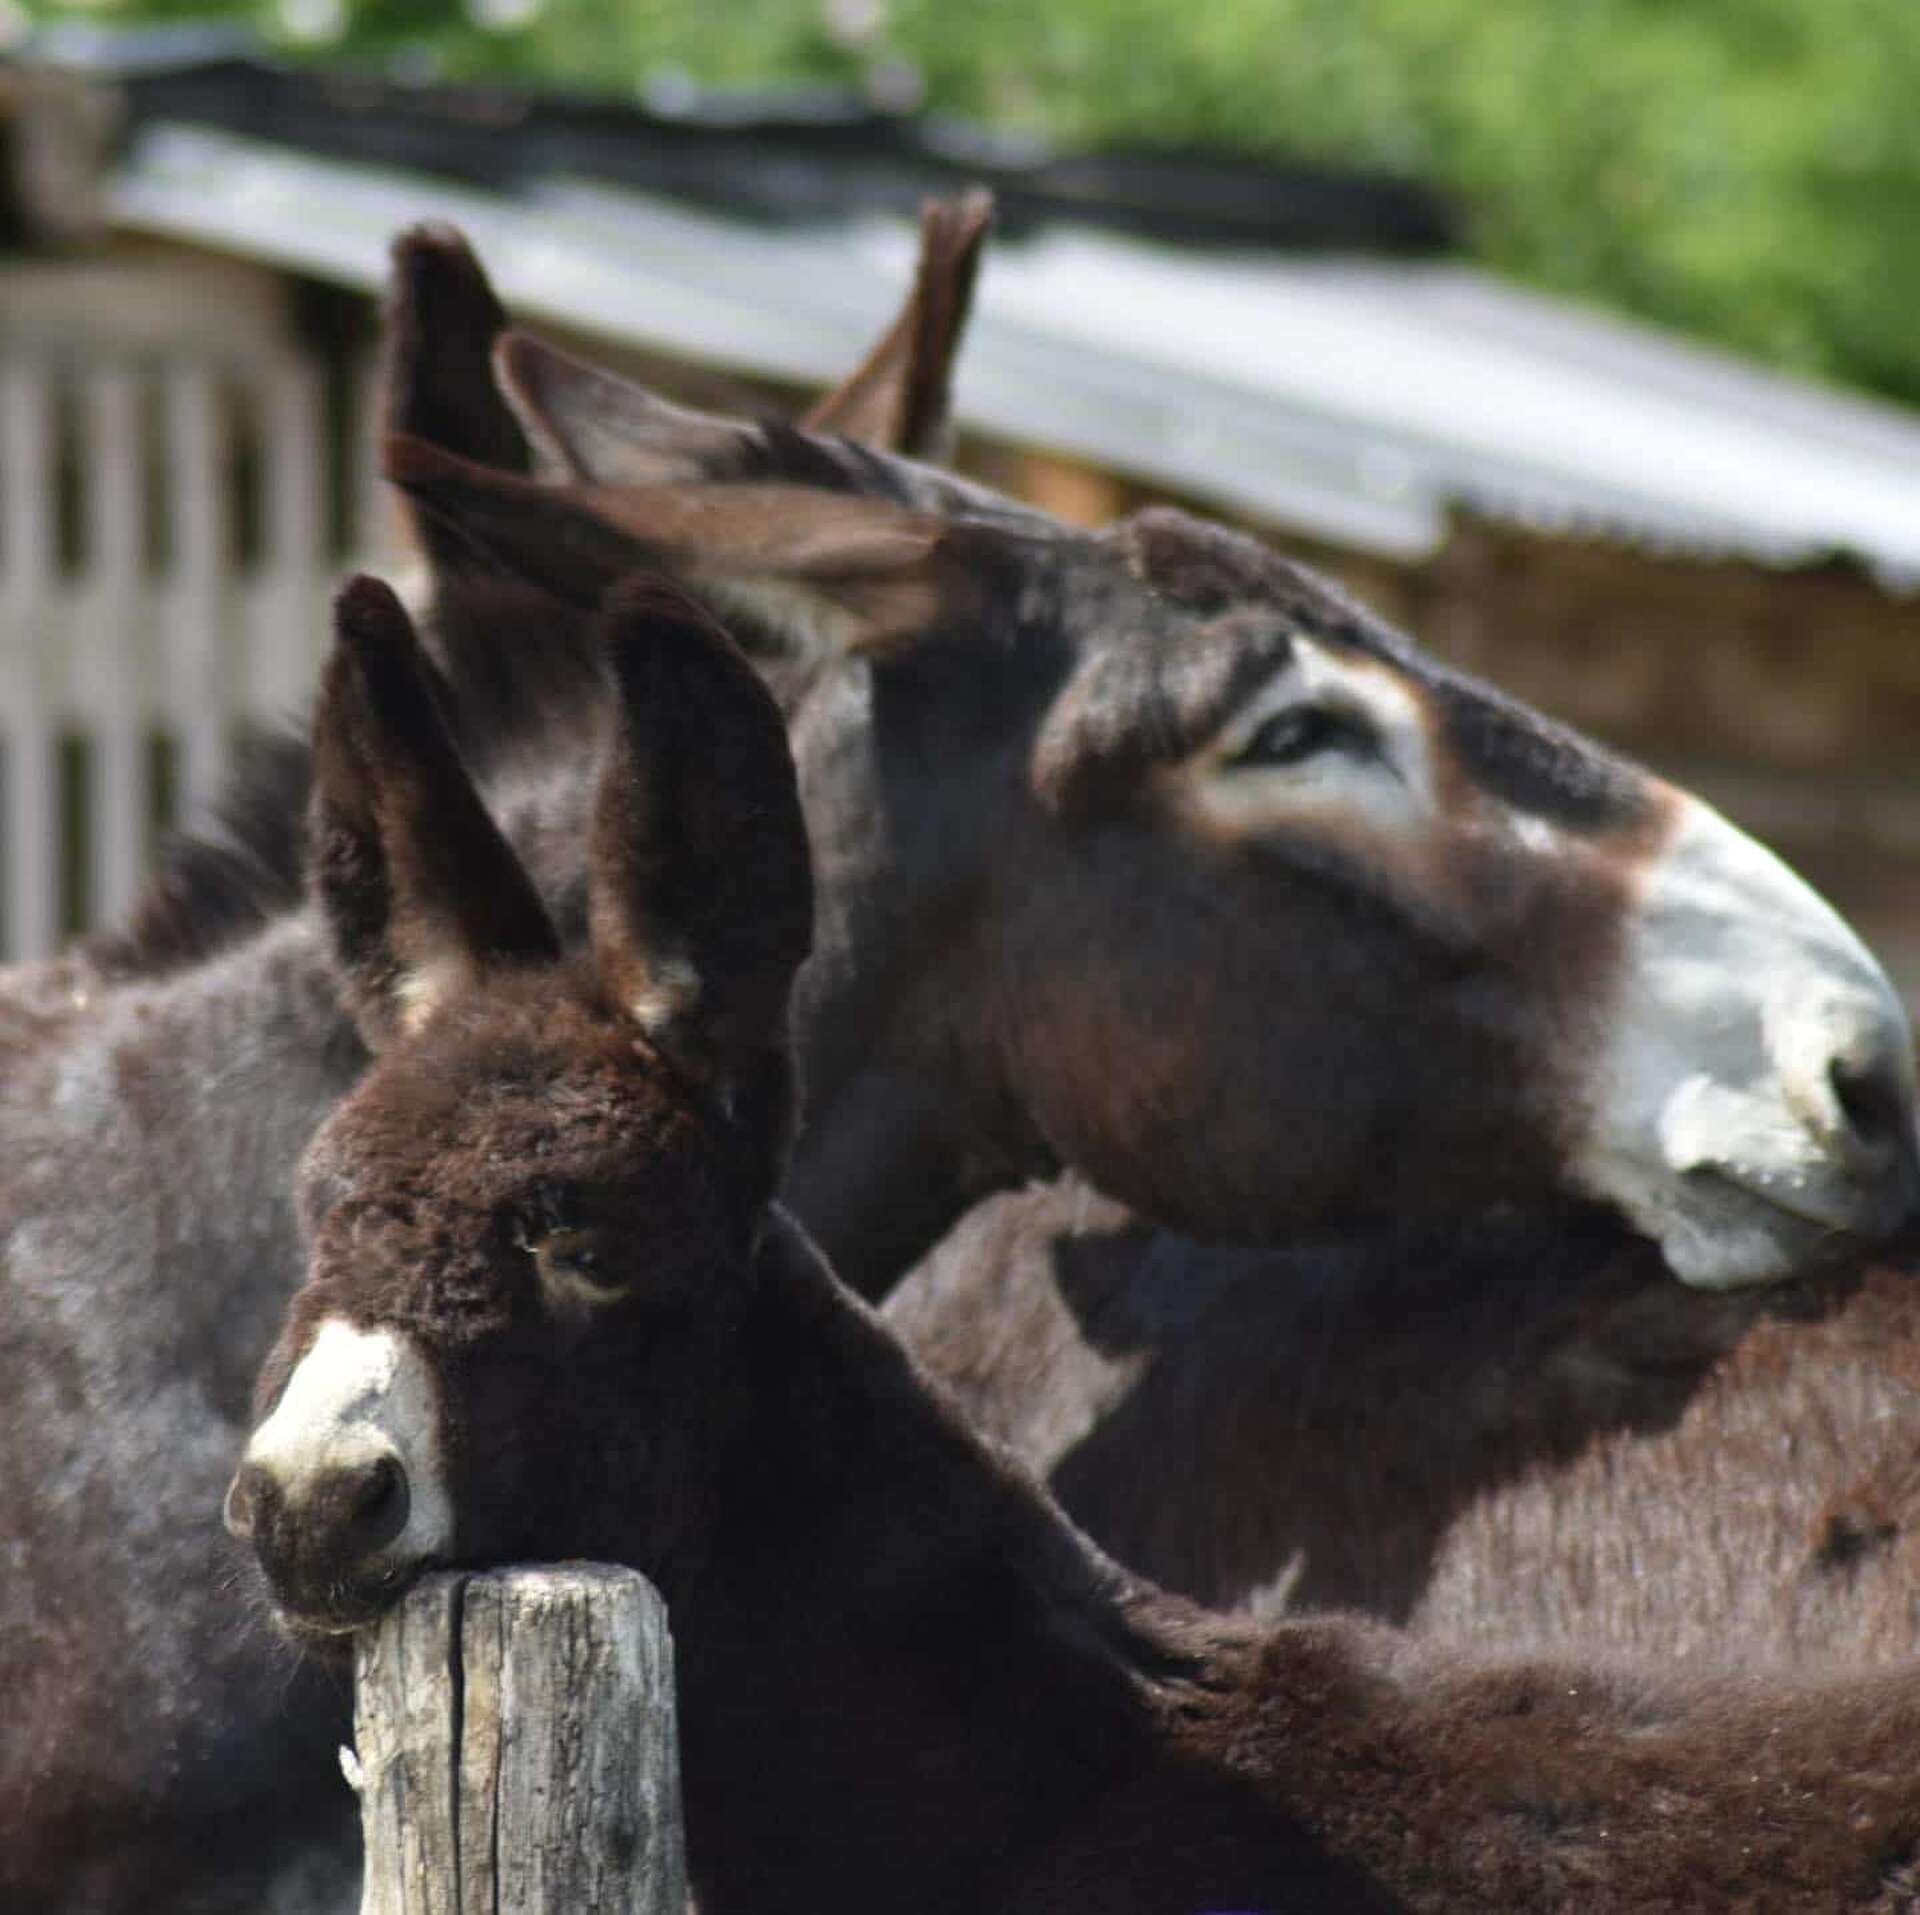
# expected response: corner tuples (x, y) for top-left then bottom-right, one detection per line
(239, 575), (1920, 1915)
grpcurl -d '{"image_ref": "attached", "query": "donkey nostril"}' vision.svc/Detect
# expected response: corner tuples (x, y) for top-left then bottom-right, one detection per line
(345, 1455), (410, 1555)
(1830, 1055), (1911, 1157)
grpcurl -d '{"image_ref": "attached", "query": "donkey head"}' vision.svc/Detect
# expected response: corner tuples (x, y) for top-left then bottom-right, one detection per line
(1040, 508), (1920, 1285)
(225, 576), (809, 1639)
(384, 344), (1919, 1291)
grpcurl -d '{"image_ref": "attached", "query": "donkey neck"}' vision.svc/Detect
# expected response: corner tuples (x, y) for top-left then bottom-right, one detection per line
(648, 1215), (1229, 1913)
(779, 652), (1059, 1297)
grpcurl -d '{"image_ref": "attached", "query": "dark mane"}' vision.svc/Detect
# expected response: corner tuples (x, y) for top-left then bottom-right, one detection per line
(1109, 505), (1407, 654)
(83, 726), (314, 980)
(86, 576), (608, 981)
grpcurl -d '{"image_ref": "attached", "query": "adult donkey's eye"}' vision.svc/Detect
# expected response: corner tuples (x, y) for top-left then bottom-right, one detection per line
(1233, 704), (1368, 770)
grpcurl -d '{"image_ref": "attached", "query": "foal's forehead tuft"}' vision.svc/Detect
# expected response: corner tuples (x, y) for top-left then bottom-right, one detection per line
(296, 976), (746, 1321)
(318, 972), (712, 1179)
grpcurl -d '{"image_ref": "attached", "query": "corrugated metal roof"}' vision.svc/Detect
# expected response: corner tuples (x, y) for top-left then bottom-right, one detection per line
(108, 121), (1920, 589)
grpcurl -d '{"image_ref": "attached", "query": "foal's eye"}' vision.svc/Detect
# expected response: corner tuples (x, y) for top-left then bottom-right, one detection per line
(1232, 704), (1368, 770)
(526, 1226), (622, 1300)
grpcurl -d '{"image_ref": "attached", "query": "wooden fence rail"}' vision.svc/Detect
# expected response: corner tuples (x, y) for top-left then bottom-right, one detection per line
(0, 314), (387, 958)
(350, 1566), (687, 1915)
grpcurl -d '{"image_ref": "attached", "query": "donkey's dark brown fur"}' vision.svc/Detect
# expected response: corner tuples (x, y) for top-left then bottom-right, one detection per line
(382, 293), (1920, 1673)
(242, 575), (1920, 1915)
(381, 420), (1653, 1279)
(399, 320), (1915, 1297)
(887, 1179), (1920, 1658)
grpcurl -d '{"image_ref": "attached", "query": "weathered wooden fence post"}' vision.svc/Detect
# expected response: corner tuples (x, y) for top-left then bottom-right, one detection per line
(350, 1565), (686, 1915)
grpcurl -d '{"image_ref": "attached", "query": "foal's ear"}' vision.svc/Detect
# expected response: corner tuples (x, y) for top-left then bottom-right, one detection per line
(311, 576), (558, 1048)
(800, 189), (993, 459)
(588, 580), (812, 1112)
(380, 227), (531, 567)
(384, 434), (999, 656)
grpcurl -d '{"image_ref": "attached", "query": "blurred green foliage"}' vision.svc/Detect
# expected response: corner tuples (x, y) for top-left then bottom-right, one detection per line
(26, 0), (1920, 409)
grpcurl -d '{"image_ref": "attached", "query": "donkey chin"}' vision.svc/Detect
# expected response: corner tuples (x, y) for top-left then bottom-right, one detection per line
(236, 1491), (428, 1660)
(1574, 795), (1920, 1290)
(266, 1576), (410, 1663)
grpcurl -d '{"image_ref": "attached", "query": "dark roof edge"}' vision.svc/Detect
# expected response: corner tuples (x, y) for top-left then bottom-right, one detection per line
(25, 26), (1457, 256)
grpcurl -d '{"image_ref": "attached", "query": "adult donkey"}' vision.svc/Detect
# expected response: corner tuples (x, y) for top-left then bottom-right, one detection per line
(0, 210), (991, 1915)
(395, 346), (1917, 1295)
(230, 570), (1920, 1915)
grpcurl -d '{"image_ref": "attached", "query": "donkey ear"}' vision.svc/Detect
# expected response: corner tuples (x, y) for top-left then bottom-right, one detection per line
(492, 331), (758, 488)
(800, 189), (992, 459)
(587, 578), (811, 1111)
(311, 576), (558, 1049)
(384, 433), (999, 655)
(380, 227), (531, 568)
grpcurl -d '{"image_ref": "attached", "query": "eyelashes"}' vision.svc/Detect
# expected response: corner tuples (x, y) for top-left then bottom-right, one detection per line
(1230, 703), (1376, 771)
(532, 1227), (620, 1297)
(514, 1191), (625, 1304)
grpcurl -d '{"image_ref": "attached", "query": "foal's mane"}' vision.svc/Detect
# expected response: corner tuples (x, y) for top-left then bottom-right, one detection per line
(84, 726), (316, 979)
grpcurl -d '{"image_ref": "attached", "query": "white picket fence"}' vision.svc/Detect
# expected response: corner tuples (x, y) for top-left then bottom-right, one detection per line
(0, 263), (386, 959)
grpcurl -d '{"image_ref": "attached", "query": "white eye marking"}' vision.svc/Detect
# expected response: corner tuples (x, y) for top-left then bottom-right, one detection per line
(245, 1319), (453, 1561)
(1188, 638), (1438, 846)
(1508, 812), (1563, 857)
